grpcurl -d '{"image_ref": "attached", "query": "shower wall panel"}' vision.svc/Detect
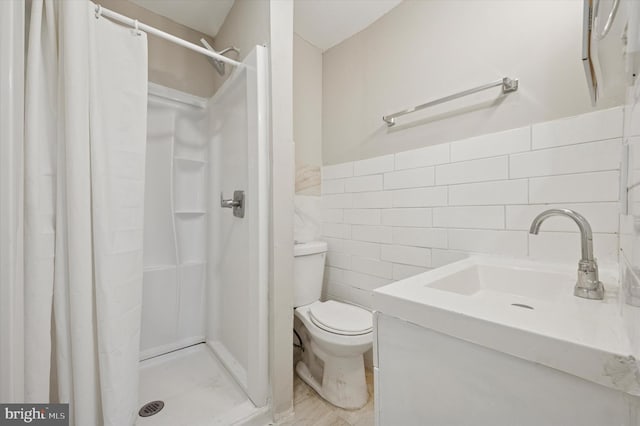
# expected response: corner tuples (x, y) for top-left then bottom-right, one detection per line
(207, 46), (269, 407)
(140, 88), (208, 360)
(209, 75), (250, 374)
(143, 109), (176, 267)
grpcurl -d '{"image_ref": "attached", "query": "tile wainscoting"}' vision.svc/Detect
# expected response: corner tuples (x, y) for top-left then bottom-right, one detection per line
(321, 107), (623, 309)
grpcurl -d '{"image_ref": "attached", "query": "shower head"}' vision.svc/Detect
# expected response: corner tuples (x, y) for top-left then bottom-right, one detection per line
(200, 38), (240, 76)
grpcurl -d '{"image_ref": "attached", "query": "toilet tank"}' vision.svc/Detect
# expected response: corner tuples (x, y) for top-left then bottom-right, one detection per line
(293, 240), (328, 307)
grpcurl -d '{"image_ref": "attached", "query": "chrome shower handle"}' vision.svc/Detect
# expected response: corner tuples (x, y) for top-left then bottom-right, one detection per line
(220, 194), (240, 208)
(220, 191), (245, 218)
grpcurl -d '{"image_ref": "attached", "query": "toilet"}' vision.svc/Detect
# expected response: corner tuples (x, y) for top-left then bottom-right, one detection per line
(293, 240), (373, 409)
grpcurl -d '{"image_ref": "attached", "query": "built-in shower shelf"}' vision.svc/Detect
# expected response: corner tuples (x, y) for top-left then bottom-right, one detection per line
(175, 210), (206, 215)
(174, 133), (204, 145)
(174, 156), (207, 165)
(144, 264), (177, 273)
(180, 261), (206, 267)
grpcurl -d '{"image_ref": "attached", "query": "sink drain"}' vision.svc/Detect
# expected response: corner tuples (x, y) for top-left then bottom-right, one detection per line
(511, 303), (534, 310)
(139, 400), (164, 417)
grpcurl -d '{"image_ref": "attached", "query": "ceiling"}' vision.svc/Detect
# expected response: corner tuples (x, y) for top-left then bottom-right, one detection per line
(294, 0), (402, 51)
(130, 0), (402, 52)
(129, 0), (235, 37)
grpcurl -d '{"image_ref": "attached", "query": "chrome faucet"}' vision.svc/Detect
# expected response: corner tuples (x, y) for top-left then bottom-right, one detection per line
(529, 209), (604, 300)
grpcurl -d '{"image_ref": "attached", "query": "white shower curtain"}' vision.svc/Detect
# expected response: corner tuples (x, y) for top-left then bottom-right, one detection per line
(24, 1), (148, 425)
(0, 0), (25, 403)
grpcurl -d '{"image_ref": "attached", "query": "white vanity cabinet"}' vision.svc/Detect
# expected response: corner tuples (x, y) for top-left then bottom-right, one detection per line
(374, 313), (637, 426)
(372, 257), (640, 426)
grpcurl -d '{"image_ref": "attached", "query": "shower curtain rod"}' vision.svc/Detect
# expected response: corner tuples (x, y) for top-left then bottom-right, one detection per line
(95, 4), (244, 69)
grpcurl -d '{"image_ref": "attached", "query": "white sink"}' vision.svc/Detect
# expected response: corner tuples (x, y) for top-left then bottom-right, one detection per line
(426, 262), (570, 303)
(373, 256), (640, 396)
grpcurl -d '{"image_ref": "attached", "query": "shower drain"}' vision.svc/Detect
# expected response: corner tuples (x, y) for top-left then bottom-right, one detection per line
(138, 400), (164, 417)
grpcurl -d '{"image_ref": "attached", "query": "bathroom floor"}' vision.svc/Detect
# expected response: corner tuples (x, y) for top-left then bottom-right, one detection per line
(136, 344), (259, 426)
(277, 370), (375, 426)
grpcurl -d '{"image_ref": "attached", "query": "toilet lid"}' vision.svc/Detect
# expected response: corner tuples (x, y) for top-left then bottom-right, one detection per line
(309, 301), (373, 336)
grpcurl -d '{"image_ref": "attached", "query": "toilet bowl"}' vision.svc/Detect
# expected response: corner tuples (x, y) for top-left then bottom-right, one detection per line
(293, 241), (373, 409)
(294, 300), (372, 409)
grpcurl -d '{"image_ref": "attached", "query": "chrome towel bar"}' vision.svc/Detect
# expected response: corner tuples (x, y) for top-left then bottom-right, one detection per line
(382, 77), (519, 127)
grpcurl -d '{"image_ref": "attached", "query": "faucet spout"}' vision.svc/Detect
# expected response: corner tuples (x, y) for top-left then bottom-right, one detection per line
(529, 208), (594, 262)
(529, 209), (604, 300)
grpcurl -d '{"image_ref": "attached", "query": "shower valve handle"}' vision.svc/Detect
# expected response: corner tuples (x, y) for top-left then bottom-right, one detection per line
(220, 191), (245, 218)
(220, 194), (240, 208)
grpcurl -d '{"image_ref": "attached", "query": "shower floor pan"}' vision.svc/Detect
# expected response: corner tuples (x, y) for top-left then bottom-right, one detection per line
(136, 344), (265, 426)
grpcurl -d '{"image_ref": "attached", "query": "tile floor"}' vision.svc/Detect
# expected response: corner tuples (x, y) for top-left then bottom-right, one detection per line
(277, 370), (375, 426)
(136, 344), (260, 426)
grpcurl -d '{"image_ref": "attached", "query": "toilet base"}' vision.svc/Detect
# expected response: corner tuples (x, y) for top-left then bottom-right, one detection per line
(296, 354), (368, 410)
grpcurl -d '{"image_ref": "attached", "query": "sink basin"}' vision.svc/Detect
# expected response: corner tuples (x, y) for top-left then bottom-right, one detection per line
(426, 262), (570, 303)
(373, 256), (640, 396)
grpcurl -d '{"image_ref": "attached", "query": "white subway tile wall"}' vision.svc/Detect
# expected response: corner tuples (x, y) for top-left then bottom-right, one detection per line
(321, 107), (623, 309)
(353, 154), (394, 176)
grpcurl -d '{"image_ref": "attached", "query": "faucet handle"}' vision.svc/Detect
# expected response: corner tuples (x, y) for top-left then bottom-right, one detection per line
(575, 259), (605, 300)
(220, 191), (245, 218)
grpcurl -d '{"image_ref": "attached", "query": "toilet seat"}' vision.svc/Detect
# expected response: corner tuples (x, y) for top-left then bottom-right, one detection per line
(308, 300), (373, 336)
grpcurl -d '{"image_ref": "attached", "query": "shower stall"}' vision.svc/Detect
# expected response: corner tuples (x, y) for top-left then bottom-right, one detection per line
(139, 46), (270, 423)
(0, 2), (294, 422)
